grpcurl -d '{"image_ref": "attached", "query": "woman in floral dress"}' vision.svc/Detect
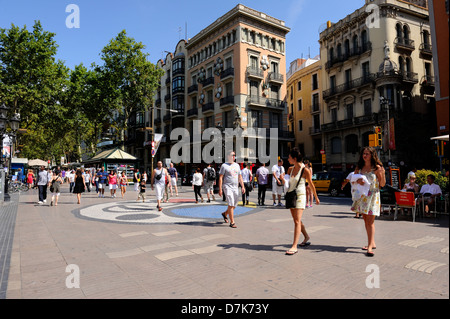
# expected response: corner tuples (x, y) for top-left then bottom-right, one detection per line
(351, 147), (386, 257)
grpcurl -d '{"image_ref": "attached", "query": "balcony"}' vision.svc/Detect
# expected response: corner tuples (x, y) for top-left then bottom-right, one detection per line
(246, 95), (286, 110)
(172, 86), (185, 95)
(165, 77), (171, 85)
(321, 114), (375, 133)
(268, 72), (284, 84)
(220, 95), (234, 108)
(220, 67), (234, 81)
(419, 43), (433, 58)
(164, 94), (171, 102)
(246, 67), (264, 80)
(400, 71), (419, 84)
(323, 74), (375, 100)
(326, 42), (372, 70)
(188, 84), (198, 95)
(187, 108), (198, 118)
(394, 37), (415, 52)
(202, 102), (215, 113)
(309, 127), (322, 135)
(421, 75), (435, 87)
(172, 68), (184, 76)
(264, 129), (294, 140)
(201, 77), (215, 88)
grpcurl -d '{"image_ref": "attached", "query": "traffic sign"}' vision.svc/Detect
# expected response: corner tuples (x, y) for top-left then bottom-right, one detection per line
(320, 150), (325, 155)
(151, 149), (156, 157)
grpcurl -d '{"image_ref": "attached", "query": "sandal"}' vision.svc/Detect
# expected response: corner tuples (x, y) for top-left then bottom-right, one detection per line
(285, 250), (298, 256)
(299, 242), (311, 247)
(229, 223), (237, 228)
(366, 251), (375, 257)
(222, 213), (229, 223)
(362, 246), (377, 251)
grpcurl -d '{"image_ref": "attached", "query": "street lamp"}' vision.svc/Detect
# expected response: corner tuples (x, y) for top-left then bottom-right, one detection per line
(0, 103), (21, 199)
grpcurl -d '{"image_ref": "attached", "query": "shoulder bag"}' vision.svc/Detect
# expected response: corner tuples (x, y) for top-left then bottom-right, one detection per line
(285, 168), (304, 209)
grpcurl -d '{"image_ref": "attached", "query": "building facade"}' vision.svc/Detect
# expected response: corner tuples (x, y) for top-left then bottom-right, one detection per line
(286, 57), (323, 165)
(429, 0), (449, 137)
(183, 4), (292, 169)
(319, 0), (436, 171)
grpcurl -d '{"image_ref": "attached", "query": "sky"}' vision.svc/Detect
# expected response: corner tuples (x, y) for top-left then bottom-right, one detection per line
(0, 0), (364, 71)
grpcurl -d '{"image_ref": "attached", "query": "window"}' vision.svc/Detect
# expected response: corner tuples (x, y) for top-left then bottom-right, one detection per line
(224, 110), (233, 128)
(312, 74), (318, 91)
(172, 76), (185, 94)
(298, 99), (302, 111)
(297, 81), (302, 91)
(271, 62), (279, 74)
(207, 90), (213, 103)
(298, 120), (303, 132)
(191, 96), (197, 109)
(331, 108), (337, 122)
(346, 103), (354, 119)
(312, 94), (319, 112)
(331, 137), (342, 154)
(313, 114), (320, 131)
(225, 57), (232, 69)
(205, 116), (214, 129)
(364, 99), (372, 116)
(250, 56), (258, 69)
(172, 96), (184, 112)
(362, 62), (370, 79)
(250, 80), (259, 96)
(270, 113), (281, 129)
(225, 82), (233, 97)
(250, 110), (262, 128)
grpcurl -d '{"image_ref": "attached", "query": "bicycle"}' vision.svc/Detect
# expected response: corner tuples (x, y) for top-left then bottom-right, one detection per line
(7, 180), (29, 193)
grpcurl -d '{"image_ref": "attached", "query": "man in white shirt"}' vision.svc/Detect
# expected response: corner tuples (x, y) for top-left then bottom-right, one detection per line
(419, 174), (442, 214)
(256, 163), (269, 206)
(240, 163), (253, 206)
(219, 150), (245, 228)
(272, 159), (285, 207)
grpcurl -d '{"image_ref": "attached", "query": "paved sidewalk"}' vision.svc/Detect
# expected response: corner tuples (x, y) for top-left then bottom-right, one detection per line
(2, 184), (449, 299)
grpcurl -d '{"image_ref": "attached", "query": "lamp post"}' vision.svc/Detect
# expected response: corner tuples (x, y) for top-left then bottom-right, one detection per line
(380, 96), (391, 162)
(0, 103), (21, 199)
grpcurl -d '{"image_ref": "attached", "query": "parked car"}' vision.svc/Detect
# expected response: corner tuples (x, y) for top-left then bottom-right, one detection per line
(312, 171), (351, 197)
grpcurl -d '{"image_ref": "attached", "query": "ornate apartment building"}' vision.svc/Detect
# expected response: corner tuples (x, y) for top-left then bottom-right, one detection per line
(319, 0), (436, 171)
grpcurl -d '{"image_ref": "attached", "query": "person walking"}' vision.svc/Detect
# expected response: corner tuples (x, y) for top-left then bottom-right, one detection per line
(151, 161), (170, 211)
(108, 170), (118, 198)
(50, 171), (64, 206)
(137, 179), (146, 202)
(26, 169), (35, 189)
(37, 166), (51, 204)
(272, 159), (285, 207)
(83, 169), (91, 193)
(192, 167), (204, 204)
(120, 171), (128, 198)
(351, 147), (386, 257)
(96, 167), (108, 198)
(241, 163), (253, 206)
(168, 163), (179, 197)
(256, 163), (269, 206)
(68, 170), (75, 193)
(285, 148), (320, 256)
(203, 163), (216, 203)
(133, 168), (141, 193)
(72, 169), (86, 205)
(304, 160), (314, 208)
(218, 151), (246, 228)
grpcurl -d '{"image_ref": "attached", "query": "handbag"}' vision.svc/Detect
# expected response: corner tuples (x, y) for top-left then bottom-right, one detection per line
(285, 168), (304, 209)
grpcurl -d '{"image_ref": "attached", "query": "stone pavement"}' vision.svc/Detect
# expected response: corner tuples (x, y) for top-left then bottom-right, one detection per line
(1, 183), (448, 299)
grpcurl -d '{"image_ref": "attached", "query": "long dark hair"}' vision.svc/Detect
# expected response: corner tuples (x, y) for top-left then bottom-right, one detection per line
(356, 147), (383, 170)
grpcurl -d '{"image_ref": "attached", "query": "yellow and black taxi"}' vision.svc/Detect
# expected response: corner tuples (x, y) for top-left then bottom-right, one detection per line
(312, 171), (351, 197)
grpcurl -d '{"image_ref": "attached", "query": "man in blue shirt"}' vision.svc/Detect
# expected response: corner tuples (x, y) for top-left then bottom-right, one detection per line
(96, 167), (108, 198)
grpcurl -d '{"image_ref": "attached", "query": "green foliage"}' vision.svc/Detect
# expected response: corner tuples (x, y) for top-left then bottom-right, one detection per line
(413, 169), (449, 191)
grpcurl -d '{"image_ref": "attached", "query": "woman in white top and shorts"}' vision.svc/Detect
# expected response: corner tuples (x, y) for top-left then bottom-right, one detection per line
(151, 161), (170, 211)
(285, 148), (320, 256)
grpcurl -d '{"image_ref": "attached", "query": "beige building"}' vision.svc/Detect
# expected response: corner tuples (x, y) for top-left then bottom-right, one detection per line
(184, 4), (292, 167)
(319, 0), (435, 171)
(286, 57), (323, 164)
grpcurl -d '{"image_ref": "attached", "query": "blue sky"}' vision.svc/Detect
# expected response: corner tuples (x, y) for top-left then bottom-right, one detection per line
(0, 0), (363, 71)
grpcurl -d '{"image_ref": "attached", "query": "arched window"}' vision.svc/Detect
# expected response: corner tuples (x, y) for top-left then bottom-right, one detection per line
(331, 137), (342, 154)
(396, 23), (402, 39)
(329, 47), (334, 61)
(344, 39), (350, 57)
(403, 25), (410, 40)
(399, 56), (405, 74)
(361, 30), (368, 51)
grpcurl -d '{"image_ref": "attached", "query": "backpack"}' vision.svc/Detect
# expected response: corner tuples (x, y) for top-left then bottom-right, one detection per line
(207, 167), (216, 181)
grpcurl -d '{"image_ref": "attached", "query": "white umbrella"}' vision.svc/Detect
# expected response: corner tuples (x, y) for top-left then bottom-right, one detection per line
(430, 135), (449, 142)
(28, 159), (49, 167)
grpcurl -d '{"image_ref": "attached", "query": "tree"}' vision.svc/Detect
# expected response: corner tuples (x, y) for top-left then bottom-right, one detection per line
(0, 21), (70, 161)
(96, 30), (163, 149)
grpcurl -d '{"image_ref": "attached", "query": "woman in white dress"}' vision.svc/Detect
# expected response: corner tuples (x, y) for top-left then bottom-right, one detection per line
(285, 148), (320, 256)
(151, 161), (170, 211)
